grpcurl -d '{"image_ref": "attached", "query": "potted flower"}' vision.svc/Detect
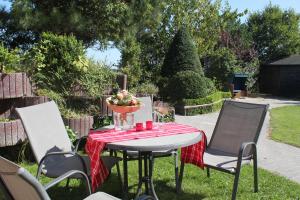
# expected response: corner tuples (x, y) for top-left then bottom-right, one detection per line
(106, 90), (141, 130)
(0, 117), (26, 147)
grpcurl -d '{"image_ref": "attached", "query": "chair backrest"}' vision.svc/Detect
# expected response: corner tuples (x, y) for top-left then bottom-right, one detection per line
(208, 100), (268, 157)
(134, 96), (153, 124)
(0, 156), (51, 200)
(16, 101), (72, 163)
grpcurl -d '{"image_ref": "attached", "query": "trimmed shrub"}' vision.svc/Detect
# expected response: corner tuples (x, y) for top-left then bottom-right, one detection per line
(183, 91), (231, 106)
(161, 28), (204, 78)
(178, 91), (231, 116)
(166, 70), (214, 101)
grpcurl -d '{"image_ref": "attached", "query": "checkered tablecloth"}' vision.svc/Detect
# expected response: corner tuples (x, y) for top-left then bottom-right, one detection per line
(85, 122), (206, 192)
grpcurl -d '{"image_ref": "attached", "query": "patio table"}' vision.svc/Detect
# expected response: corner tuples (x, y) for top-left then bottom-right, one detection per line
(86, 123), (203, 200)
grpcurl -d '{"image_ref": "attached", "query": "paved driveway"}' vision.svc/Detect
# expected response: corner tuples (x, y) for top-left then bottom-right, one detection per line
(175, 96), (300, 184)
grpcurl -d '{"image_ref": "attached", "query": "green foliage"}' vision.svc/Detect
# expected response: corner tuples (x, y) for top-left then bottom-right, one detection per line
(165, 71), (215, 101)
(119, 36), (143, 88)
(26, 32), (88, 95)
(10, 0), (127, 46)
(36, 89), (65, 108)
(248, 4), (300, 63)
(206, 48), (239, 90)
(130, 82), (159, 96)
(80, 60), (116, 97)
(0, 43), (21, 73)
(65, 126), (77, 143)
(161, 28), (204, 78)
(0, 117), (11, 122)
(93, 116), (113, 130)
(35, 89), (87, 119)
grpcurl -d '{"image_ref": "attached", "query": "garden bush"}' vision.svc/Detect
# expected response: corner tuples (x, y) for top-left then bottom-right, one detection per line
(161, 28), (204, 77)
(0, 43), (21, 73)
(205, 47), (238, 90)
(160, 28), (213, 102)
(166, 71), (215, 101)
(79, 60), (117, 97)
(130, 82), (159, 96)
(25, 32), (89, 95)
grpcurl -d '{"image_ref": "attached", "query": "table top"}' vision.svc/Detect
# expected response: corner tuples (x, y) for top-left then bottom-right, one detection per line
(106, 131), (202, 151)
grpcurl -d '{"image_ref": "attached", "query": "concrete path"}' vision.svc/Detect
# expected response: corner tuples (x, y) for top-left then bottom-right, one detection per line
(175, 96), (300, 184)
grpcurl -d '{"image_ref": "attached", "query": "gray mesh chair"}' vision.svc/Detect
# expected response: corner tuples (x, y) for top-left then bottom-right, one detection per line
(15, 101), (121, 187)
(127, 97), (179, 190)
(178, 100), (269, 200)
(0, 156), (154, 200)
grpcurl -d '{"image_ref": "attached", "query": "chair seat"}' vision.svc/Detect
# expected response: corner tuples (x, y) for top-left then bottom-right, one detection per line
(43, 155), (121, 178)
(204, 149), (251, 173)
(84, 192), (120, 200)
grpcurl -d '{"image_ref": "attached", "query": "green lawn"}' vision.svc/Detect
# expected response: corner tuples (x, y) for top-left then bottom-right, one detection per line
(270, 105), (300, 147)
(2, 156), (300, 200)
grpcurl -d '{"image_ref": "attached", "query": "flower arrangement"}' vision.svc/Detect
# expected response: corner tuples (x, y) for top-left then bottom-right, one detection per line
(106, 90), (142, 114)
(108, 90), (140, 106)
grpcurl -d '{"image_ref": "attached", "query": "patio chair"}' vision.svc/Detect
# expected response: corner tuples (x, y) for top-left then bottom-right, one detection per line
(126, 96), (179, 190)
(0, 156), (154, 200)
(15, 101), (121, 187)
(178, 100), (269, 200)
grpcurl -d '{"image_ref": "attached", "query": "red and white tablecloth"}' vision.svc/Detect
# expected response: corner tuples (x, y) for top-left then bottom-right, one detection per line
(85, 122), (206, 192)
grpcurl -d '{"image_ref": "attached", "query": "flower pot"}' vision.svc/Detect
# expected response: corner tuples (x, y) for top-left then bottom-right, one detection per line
(24, 96), (50, 107)
(0, 73), (33, 99)
(0, 119), (26, 147)
(63, 116), (94, 138)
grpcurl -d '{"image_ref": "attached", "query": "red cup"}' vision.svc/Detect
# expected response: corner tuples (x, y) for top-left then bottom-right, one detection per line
(146, 120), (153, 130)
(136, 123), (143, 131)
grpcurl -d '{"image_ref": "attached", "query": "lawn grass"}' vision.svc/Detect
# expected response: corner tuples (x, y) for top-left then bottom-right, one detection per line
(270, 105), (300, 147)
(2, 156), (300, 200)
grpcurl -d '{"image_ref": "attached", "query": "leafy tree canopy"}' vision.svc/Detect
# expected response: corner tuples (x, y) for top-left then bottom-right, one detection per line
(7, 0), (162, 49)
(248, 4), (300, 63)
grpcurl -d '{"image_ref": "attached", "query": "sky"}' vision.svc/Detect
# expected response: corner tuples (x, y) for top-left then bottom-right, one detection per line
(1, 0), (300, 66)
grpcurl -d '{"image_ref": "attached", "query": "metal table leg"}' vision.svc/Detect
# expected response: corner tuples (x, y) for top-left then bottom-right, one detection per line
(134, 151), (159, 200)
(135, 152), (143, 199)
(149, 153), (158, 199)
(123, 150), (129, 200)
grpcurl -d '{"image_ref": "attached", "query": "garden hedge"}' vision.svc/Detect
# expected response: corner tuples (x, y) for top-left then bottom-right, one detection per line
(176, 91), (231, 115)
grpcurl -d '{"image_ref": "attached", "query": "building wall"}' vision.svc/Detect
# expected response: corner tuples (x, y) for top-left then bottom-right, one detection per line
(260, 65), (300, 96)
(279, 66), (300, 96)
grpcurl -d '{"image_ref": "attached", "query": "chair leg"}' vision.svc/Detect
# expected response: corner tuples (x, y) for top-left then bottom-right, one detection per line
(114, 151), (123, 190)
(174, 151), (179, 193)
(65, 178), (70, 188)
(231, 167), (241, 200)
(177, 162), (185, 193)
(253, 153), (258, 192)
(206, 167), (210, 177)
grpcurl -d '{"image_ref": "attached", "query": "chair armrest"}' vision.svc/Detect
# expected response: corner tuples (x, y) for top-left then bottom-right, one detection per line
(74, 136), (88, 152)
(44, 170), (91, 195)
(236, 142), (257, 168)
(37, 151), (88, 179)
